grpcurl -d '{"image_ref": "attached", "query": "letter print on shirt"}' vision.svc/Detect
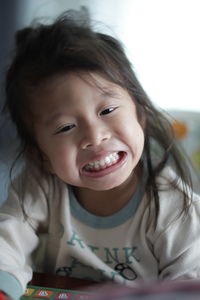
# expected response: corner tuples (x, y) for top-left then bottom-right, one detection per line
(56, 231), (140, 283)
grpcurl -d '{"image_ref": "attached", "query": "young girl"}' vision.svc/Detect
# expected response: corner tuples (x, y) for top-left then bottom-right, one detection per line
(1, 10), (200, 300)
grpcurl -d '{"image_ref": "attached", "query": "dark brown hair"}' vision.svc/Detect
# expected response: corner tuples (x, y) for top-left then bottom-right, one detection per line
(4, 10), (193, 225)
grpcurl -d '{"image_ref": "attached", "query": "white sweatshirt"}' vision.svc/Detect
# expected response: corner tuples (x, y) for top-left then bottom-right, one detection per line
(0, 163), (200, 300)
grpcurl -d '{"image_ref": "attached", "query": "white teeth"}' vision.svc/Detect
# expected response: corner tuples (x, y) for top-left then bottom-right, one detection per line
(84, 152), (120, 171)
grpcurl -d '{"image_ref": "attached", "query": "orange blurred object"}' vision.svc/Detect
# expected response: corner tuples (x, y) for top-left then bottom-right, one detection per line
(171, 120), (188, 139)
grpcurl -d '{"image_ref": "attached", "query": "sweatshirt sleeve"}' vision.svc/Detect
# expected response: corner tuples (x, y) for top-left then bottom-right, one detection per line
(149, 168), (200, 280)
(0, 164), (49, 300)
(0, 271), (23, 300)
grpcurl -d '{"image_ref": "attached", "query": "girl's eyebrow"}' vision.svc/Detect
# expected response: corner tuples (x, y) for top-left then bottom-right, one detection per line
(45, 112), (64, 126)
(99, 87), (121, 98)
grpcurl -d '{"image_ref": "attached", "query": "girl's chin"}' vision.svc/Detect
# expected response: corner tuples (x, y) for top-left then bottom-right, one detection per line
(81, 183), (123, 192)
(81, 172), (134, 192)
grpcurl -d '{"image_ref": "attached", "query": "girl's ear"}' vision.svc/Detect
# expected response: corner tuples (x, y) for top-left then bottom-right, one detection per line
(26, 146), (55, 173)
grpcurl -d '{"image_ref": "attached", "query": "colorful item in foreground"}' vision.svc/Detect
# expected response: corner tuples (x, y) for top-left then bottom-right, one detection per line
(0, 291), (10, 300)
(21, 286), (95, 300)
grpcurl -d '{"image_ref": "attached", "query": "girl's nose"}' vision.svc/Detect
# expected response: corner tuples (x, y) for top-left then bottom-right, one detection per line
(80, 122), (111, 149)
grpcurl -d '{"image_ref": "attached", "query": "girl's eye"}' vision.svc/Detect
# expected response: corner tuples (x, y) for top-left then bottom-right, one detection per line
(55, 124), (75, 134)
(100, 107), (116, 115)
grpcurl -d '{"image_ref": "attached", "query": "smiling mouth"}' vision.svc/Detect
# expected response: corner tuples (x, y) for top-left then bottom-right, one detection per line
(83, 151), (124, 172)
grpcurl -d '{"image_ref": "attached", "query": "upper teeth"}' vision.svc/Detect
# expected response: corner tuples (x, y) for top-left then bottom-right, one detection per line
(84, 152), (119, 171)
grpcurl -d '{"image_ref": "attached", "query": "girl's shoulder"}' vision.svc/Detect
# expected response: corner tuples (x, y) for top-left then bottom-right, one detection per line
(11, 160), (52, 195)
(153, 166), (200, 229)
(12, 160), (68, 195)
(156, 166), (199, 201)
(2, 161), (70, 223)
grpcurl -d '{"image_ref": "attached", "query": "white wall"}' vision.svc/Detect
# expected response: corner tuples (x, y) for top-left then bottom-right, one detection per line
(16, 0), (200, 111)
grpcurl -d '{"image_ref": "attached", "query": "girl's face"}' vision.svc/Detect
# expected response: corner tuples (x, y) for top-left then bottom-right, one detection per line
(33, 72), (145, 191)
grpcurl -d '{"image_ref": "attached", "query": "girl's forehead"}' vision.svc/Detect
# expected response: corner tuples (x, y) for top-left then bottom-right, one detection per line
(30, 72), (127, 117)
(49, 72), (119, 92)
(32, 72), (125, 106)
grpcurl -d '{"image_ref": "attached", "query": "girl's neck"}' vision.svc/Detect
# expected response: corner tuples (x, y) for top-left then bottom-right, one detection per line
(74, 164), (142, 217)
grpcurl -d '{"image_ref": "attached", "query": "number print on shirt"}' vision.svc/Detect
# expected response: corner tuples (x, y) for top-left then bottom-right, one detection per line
(114, 263), (137, 280)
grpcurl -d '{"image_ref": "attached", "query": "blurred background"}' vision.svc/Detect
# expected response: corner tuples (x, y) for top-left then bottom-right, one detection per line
(0, 0), (200, 204)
